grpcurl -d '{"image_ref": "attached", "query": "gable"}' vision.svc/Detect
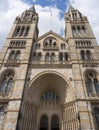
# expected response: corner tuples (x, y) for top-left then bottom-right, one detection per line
(37, 30), (68, 49)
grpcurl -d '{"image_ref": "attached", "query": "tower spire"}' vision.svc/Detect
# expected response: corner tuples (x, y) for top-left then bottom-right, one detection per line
(29, 5), (36, 13)
(68, 0), (75, 11)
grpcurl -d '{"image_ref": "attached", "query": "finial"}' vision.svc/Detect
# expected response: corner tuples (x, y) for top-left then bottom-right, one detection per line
(68, 0), (75, 11)
(29, 5), (36, 13)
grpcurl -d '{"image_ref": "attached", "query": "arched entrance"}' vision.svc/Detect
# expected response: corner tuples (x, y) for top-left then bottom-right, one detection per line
(18, 71), (75, 130)
(51, 115), (59, 130)
(40, 115), (48, 130)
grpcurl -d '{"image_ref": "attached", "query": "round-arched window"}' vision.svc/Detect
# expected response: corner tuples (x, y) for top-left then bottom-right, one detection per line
(85, 71), (99, 96)
(0, 71), (14, 95)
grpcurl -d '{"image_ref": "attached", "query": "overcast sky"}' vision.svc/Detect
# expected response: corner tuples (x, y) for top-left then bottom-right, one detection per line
(0, 0), (99, 50)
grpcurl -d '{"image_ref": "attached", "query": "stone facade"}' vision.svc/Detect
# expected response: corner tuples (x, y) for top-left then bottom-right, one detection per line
(0, 4), (99, 130)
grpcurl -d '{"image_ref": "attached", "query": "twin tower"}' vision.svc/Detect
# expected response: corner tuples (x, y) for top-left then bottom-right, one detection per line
(0, 4), (99, 130)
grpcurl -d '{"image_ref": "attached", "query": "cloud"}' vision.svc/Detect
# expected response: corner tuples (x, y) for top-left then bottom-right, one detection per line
(0, 0), (64, 50)
(70, 0), (99, 43)
(0, 0), (30, 50)
(0, 0), (99, 51)
(36, 5), (64, 36)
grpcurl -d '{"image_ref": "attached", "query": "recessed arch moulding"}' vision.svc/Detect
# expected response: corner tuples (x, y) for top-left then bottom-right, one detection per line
(26, 70), (75, 105)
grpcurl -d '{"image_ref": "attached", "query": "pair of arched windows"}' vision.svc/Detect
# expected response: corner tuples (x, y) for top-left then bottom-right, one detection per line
(0, 71), (14, 95)
(61, 43), (66, 49)
(32, 52), (42, 61)
(86, 71), (99, 96)
(35, 43), (40, 49)
(45, 53), (55, 62)
(9, 50), (20, 60)
(59, 52), (68, 62)
(81, 50), (91, 60)
(13, 26), (30, 37)
(40, 115), (59, 130)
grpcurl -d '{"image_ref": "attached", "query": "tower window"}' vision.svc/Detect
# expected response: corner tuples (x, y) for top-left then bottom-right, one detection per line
(85, 71), (99, 96)
(80, 50), (85, 60)
(86, 50), (91, 60)
(13, 26), (20, 37)
(19, 26), (25, 36)
(72, 26), (76, 36)
(9, 51), (15, 60)
(8, 50), (20, 60)
(24, 26), (30, 36)
(77, 26), (81, 36)
(15, 51), (20, 60)
(0, 71), (14, 96)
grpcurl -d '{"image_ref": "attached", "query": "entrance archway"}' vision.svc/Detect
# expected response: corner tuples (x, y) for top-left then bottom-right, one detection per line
(40, 115), (48, 130)
(18, 71), (75, 130)
(51, 115), (59, 130)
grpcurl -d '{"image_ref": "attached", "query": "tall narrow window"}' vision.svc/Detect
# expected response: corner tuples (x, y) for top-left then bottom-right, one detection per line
(94, 79), (99, 94)
(77, 26), (81, 36)
(24, 26), (30, 36)
(64, 53), (68, 61)
(0, 79), (6, 93)
(59, 52), (63, 62)
(86, 50), (91, 60)
(15, 51), (20, 60)
(37, 53), (42, 61)
(82, 26), (86, 36)
(9, 51), (15, 60)
(0, 71), (14, 96)
(19, 26), (25, 36)
(85, 71), (99, 96)
(51, 53), (55, 62)
(81, 50), (85, 60)
(13, 26), (20, 36)
(5, 78), (13, 93)
(87, 78), (94, 94)
(72, 26), (76, 36)
(45, 53), (50, 62)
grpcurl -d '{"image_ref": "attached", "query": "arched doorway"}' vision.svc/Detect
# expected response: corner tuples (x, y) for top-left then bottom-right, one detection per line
(51, 115), (59, 130)
(18, 71), (75, 130)
(40, 115), (48, 130)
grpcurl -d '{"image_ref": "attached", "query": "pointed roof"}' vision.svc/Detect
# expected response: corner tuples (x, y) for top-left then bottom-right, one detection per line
(68, 4), (75, 11)
(29, 5), (36, 13)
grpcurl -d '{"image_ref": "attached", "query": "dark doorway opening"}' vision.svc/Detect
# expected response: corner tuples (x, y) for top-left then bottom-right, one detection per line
(51, 115), (59, 130)
(40, 115), (48, 130)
